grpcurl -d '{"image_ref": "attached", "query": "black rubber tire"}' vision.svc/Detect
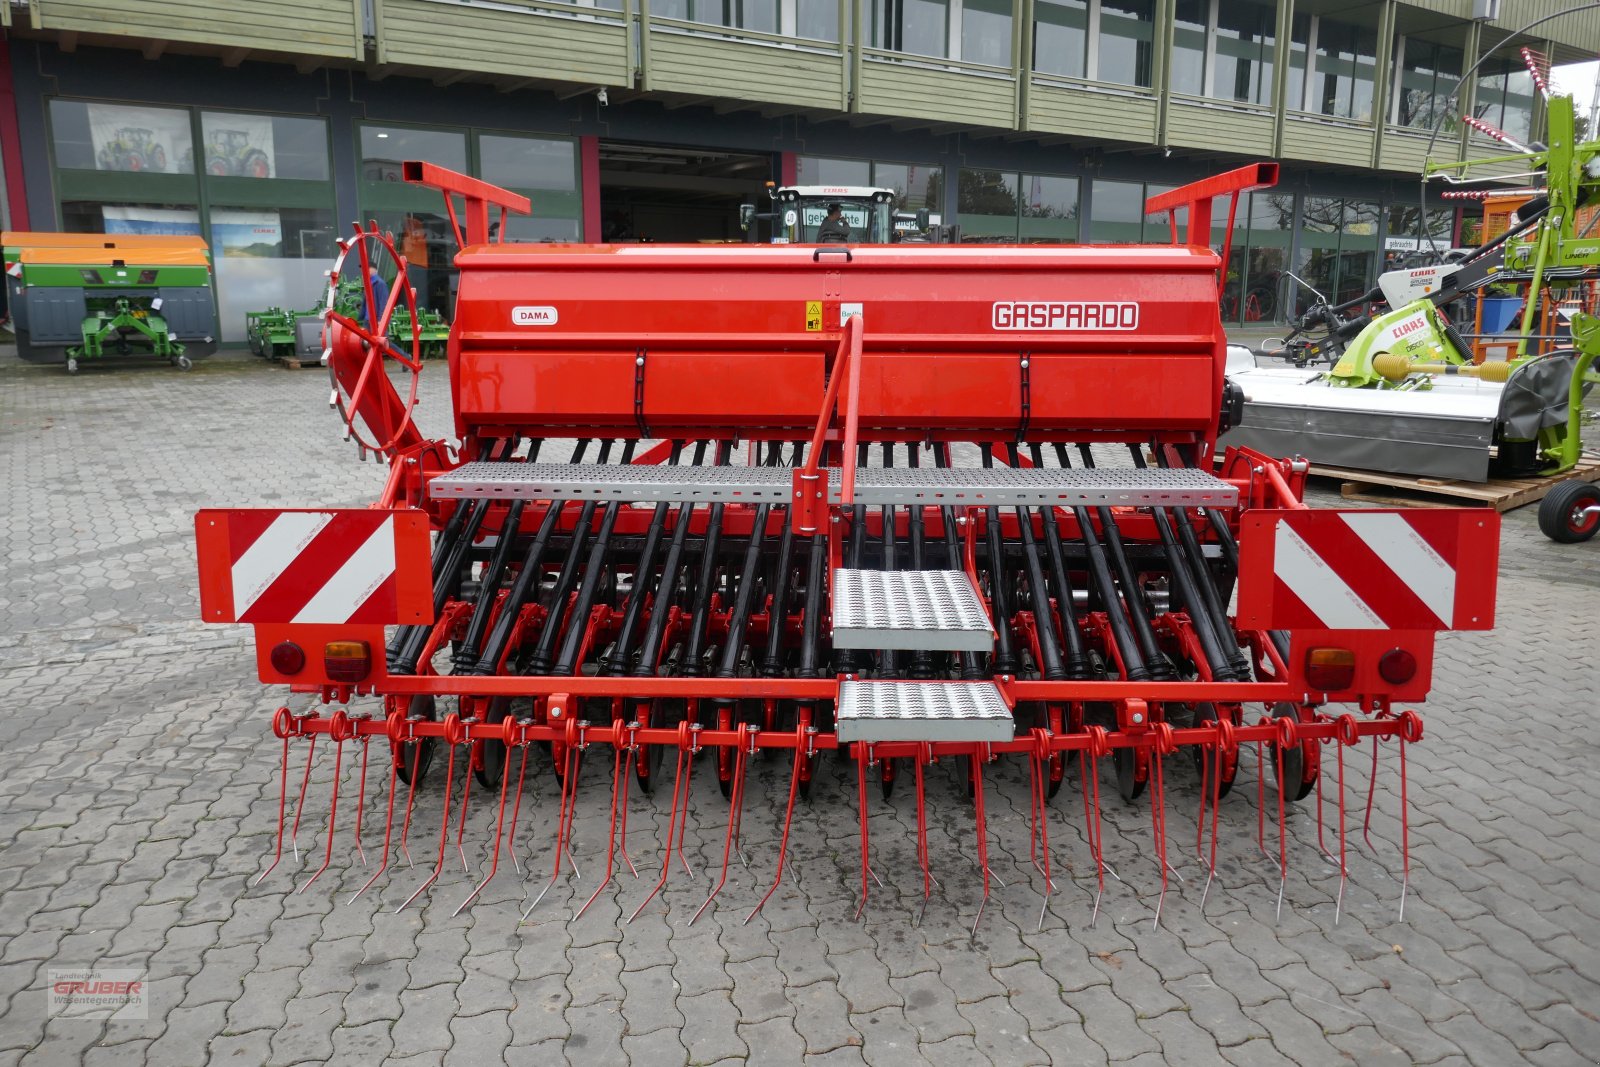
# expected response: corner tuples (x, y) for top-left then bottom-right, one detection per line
(394, 694), (437, 787)
(880, 759), (896, 801)
(1114, 747), (1146, 802)
(1269, 702), (1317, 803)
(473, 697), (511, 790)
(1538, 481), (1600, 543)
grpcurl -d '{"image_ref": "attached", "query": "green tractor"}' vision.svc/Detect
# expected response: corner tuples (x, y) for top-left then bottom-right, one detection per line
(206, 129), (270, 178)
(97, 128), (168, 173)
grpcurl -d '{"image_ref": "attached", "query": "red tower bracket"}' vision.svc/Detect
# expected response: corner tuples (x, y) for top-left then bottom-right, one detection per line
(402, 161), (532, 247)
(1145, 163), (1279, 293)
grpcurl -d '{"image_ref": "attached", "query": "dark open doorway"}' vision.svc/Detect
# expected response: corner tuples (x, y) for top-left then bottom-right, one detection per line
(597, 141), (774, 242)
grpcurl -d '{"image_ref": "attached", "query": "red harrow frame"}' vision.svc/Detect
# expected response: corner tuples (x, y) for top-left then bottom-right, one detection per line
(197, 161), (1499, 931)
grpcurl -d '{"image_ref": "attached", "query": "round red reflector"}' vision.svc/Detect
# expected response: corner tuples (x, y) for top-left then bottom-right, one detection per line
(270, 641), (306, 676)
(1378, 648), (1417, 685)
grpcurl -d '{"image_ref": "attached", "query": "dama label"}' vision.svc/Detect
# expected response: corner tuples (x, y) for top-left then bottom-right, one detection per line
(512, 306), (559, 326)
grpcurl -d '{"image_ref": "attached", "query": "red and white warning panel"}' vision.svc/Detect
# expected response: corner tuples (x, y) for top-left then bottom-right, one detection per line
(196, 509), (433, 626)
(1235, 509), (1498, 632)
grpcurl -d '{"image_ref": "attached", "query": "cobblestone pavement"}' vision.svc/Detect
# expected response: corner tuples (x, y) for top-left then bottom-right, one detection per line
(1, 348), (1598, 1067)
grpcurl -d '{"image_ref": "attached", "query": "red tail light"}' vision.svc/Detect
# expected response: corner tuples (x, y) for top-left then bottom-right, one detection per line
(324, 640), (372, 683)
(1378, 648), (1418, 685)
(269, 640), (306, 676)
(1305, 647), (1356, 690)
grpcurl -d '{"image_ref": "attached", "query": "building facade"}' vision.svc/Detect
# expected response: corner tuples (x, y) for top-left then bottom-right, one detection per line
(1, 0), (1595, 339)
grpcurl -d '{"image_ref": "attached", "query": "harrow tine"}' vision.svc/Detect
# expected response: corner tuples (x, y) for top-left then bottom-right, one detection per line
(1334, 716), (1351, 925)
(913, 744), (936, 928)
(691, 725), (753, 926)
(745, 728), (807, 925)
(575, 745), (630, 919)
(454, 745), (475, 875)
(854, 744), (872, 921)
(1198, 740), (1224, 914)
(397, 714), (464, 912)
(523, 732), (581, 919)
(453, 733), (527, 917)
(398, 725), (427, 869)
(1080, 728), (1111, 926)
(298, 711), (353, 894)
(352, 730), (372, 869)
(349, 755), (400, 904)
(1362, 741), (1381, 854)
(255, 710), (295, 887)
(628, 723), (695, 924)
(1028, 732), (1055, 933)
(1395, 713), (1421, 922)
(1273, 729), (1286, 921)
(503, 724), (533, 878)
(1148, 728), (1171, 930)
(618, 733), (640, 882)
(970, 746), (993, 938)
(289, 734), (318, 865)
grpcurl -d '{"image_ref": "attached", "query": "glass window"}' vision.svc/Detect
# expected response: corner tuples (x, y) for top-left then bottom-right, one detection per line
(797, 0), (838, 41)
(1099, 0), (1154, 88)
(201, 112), (328, 180)
(1088, 178), (1143, 242)
(796, 156), (872, 185)
(1475, 58), (1536, 143)
(1034, 0), (1087, 79)
(902, 0), (948, 57)
(1245, 192), (1293, 322)
(872, 161), (941, 213)
(687, 0), (778, 32)
(360, 124), (467, 178)
(1309, 18), (1376, 121)
(1170, 0), (1207, 96)
(957, 169), (1020, 242)
(1396, 37), (1463, 131)
(1019, 175), (1079, 242)
(479, 134), (581, 242)
(479, 134), (576, 191)
(51, 99), (196, 174)
(1212, 0), (1275, 106)
(962, 0), (1011, 67)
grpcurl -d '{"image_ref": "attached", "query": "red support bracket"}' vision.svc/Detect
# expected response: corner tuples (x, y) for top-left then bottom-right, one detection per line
(402, 161), (533, 248)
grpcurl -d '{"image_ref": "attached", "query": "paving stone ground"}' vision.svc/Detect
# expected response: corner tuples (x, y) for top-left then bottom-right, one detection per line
(1, 346), (1597, 1066)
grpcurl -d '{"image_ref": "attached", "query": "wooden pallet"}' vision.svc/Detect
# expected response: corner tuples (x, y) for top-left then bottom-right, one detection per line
(1310, 456), (1600, 511)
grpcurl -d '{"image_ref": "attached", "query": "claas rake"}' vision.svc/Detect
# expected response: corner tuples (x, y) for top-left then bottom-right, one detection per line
(196, 160), (1500, 932)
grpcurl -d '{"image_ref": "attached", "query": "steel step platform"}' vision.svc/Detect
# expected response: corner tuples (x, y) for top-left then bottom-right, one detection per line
(831, 568), (993, 652)
(430, 462), (1237, 507)
(835, 680), (1015, 743)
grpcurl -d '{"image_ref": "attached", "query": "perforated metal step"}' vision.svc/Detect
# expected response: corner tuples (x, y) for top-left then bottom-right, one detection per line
(836, 681), (1015, 743)
(431, 462), (1237, 507)
(831, 569), (993, 652)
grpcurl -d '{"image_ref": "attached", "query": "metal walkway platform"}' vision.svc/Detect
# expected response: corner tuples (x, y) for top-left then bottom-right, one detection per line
(430, 463), (1238, 507)
(835, 680), (1015, 743)
(831, 569), (993, 652)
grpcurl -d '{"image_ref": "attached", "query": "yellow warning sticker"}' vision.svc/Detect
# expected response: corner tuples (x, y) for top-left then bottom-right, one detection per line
(805, 300), (824, 331)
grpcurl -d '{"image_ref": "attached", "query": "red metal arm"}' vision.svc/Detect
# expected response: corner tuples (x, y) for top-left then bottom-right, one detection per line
(1145, 163), (1278, 294)
(402, 161), (532, 247)
(793, 313), (864, 535)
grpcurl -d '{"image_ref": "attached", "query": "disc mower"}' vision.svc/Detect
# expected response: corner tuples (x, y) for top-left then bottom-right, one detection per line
(195, 160), (1501, 931)
(4, 231), (216, 372)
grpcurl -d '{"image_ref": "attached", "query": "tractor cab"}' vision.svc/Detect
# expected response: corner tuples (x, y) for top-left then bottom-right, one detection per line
(742, 185), (928, 244)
